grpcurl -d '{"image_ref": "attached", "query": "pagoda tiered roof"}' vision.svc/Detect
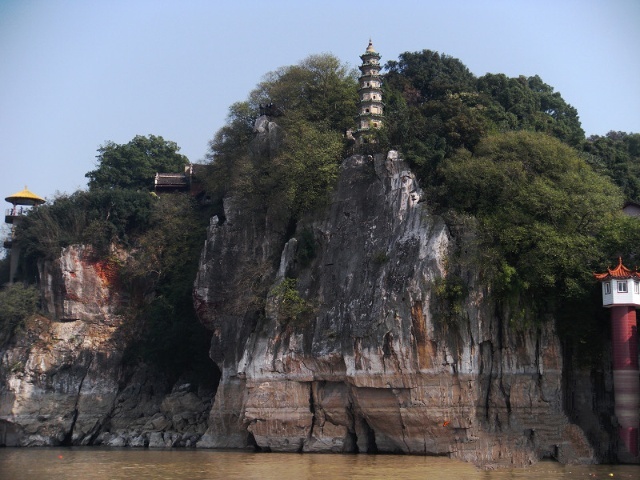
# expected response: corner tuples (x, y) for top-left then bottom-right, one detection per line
(594, 257), (640, 280)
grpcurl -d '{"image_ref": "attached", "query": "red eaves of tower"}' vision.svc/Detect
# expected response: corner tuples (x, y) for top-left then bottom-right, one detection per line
(593, 257), (640, 280)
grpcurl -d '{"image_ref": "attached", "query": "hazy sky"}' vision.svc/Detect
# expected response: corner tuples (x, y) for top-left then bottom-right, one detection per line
(1, 0), (639, 207)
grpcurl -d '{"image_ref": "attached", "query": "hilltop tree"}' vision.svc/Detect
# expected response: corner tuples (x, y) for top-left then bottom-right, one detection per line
(583, 131), (640, 202)
(477, 74), (584, 146)
(86, 134), (189, 191)
(206, 53), (356, 224)
(249, 53), (359, 132)
(382, 50), (585, 186)
(439, 131), (623, 306)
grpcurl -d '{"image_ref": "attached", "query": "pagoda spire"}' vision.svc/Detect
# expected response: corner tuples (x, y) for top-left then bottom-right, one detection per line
(355, 39), (384, 144)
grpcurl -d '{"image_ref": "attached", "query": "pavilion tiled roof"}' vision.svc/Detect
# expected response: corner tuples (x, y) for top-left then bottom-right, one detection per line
(594, 257), (640, 280)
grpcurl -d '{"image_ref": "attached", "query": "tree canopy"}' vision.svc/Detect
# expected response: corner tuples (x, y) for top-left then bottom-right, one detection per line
(249, 53), (358, 132)
(439, 131), (623, 305)
(382, 50), (585, 184)
(583, 131), (640, 202)
(205, 53), (356, 225)
(85, 134), (189, 191)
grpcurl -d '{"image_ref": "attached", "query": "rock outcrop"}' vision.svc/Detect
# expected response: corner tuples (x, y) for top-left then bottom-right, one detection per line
(0, 134), (620, 464)
(0, 245), (212, 447)
(193, 150), (596, 466)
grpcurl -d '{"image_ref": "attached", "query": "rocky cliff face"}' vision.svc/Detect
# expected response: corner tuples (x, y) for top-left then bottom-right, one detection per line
(0, 245), (212, 448)
(193, 149), (596, 466)
(0, 129), (617, 465)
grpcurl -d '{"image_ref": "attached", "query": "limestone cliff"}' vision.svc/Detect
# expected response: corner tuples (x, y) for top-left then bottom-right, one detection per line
(0, 245), (211, 448)
(193, 150), (596, 466)
(0, 135), (617, 465)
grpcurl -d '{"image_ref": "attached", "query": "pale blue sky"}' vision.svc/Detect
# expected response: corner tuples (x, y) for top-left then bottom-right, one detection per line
(1, 0), (639, 208)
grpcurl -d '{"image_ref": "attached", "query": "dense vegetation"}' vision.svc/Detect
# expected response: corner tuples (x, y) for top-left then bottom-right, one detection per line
(378, 50), (640, 362)
(205, 53), (358, 227)
(0, 283), (39, 345)
(583, 131), (640, 202)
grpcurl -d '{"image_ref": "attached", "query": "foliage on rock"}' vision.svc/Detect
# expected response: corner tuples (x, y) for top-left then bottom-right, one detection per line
(16, 188), (154, 273)
(0, 283), (39, 344)
(204, 54), (357, 226)
(85, 134), (189, 191)
(432, 275), (467, 327)
(437, 132), (627, 315)
(269, 278), (312, 327)
(117, 193), (213, 381)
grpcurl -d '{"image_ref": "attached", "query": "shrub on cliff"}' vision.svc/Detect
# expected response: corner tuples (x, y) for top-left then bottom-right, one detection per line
(269, 278), (312, 328)
(16, 188), (154, 274)
(0, 283), (39, 343)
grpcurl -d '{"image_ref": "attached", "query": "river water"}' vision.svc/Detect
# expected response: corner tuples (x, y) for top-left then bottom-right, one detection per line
(0, 448), (637, 480)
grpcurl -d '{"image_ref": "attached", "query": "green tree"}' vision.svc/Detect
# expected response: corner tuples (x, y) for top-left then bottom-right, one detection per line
(16, 189), (154, 268)
(250, 53), (359, 132)
(439, 131), (623, 307)
(86, 134), (189, 191)
(583, 131), (640, 202)
(385, 50), (476, 103)
(205, 53), (356, 226)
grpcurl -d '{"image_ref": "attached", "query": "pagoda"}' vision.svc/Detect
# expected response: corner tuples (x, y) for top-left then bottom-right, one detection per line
(355, 39), (384, 143)
(594, 258), (640, 457)
(4, 186), (45, 283)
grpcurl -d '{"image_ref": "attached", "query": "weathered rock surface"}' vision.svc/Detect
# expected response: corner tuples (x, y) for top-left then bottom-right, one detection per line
(194, 150), (596, 466)
(0, 134), (623, 465)
(0, 245), (212, 447)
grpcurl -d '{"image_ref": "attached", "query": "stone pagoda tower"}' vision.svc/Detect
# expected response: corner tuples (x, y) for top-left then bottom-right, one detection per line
(594, 258), (640, 458)
(355, 39), (384, 143)
(4, 186), (45, 284)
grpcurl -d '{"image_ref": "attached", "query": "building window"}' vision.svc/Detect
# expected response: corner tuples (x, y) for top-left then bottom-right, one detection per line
(635, 281), (639, 294)
(604, 282), (611, 294)
(618, 281), (628, 293)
